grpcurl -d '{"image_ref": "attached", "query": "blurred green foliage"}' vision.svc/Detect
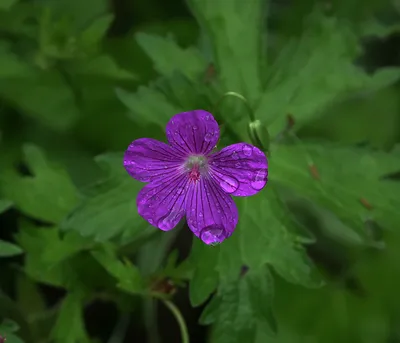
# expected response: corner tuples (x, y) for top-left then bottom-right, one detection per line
(1, 0), (400, 342)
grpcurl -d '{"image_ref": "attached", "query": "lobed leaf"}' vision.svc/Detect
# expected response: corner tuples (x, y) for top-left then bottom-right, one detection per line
(61, 152), (149, 241)
(271, 142), (400, 232)
(91, 244), (144, 294)
(187, 0), (264, 105)
(0, 144), (79, 223)
(255, 13), (400, 137)
(51, 292), (90, 343)
(0, 240), (23, 257)
(136, 32), (207, 81)
(0, 199), (12, 214)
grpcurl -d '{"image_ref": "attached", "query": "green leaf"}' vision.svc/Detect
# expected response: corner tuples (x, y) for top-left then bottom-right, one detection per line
(0, 320), (24, 343)
(15, 221), (90, 286)
(187, 0), (264, 105)
(71, 55), (137, 80)
(0, 44), (32, 78)
(16, 274), (47, 319)
(116, 84), (183, 127)
(0, 144), (79, 223)
(204, 267), (277, 342)
(0, 71), (80, 130)
(38, 0), (108, 28)
(246, 266), (277, 334)
(255, 13), (400, 137)
(80, 14), (114, 48)
(211, 280), (255, 343)
(0, 0), (17, 10)
(0, 240), (23, 257)
(189, 239), (219, 307)
(199, 294), (222, 325)
(91, 244), (144, 294)
(51, 292), (90, 343)
(271, 142), (400, 232)
(238, 187), (322, 287)
(62, 152), (149, 241)
(136, 32), (207, 81)
(0, 199), (12, 214)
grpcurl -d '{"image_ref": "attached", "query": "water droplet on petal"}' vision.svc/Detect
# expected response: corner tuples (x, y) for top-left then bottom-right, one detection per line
(251, 169), (268, 190)
(157, 210), (181, 231)
(219, 175), (239, 194)
(199, 212), (203, 217)
(176, 187), (185, 195)
(204, 132), (213, 142)
(232, 151), (239, 160)
(188, 218), (200, 235)
(200, 225), (227, 245)
(242, 144), (253, 156)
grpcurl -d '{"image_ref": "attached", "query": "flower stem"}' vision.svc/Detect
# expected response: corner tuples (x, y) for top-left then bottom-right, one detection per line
(162, 300), (190, 343)
(213, 91), (255, 122)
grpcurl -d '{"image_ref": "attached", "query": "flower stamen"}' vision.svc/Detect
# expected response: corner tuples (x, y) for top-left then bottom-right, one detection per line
(185, 155), (208, 183)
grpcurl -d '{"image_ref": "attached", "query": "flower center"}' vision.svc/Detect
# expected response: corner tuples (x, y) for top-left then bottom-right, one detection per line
(184, 155), (208, 182)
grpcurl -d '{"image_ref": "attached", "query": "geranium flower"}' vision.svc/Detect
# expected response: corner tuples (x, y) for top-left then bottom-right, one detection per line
(123, 110), (268, 245)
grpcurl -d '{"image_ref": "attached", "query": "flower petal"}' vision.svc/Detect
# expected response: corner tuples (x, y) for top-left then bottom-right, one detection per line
(209, 143), (268, 197)
(124, 138), (184, 184)
(137, 172), (189, 231)
(165, 110), (220, 155)
(185, 177), (238, 245)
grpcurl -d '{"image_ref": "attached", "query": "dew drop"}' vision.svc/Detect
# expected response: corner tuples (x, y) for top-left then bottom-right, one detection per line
(204, 132), (213, 142)
(199, 211), (203, 217)
(219, 175), (239, 194)
(251, 169), (268, 190)
(188, 219), (198, 232)
(242, 144), (253, 156)
(157, 210), (181, 231)
(176, 187), (185, 195)
(232, 151), (239, 160)
(200, 225), (227, 245)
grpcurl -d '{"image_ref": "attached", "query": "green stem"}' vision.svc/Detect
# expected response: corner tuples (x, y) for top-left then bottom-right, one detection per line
(107, 314), (130, 343)
(162, 300), (190, 343)
(212, 91), (255, 122)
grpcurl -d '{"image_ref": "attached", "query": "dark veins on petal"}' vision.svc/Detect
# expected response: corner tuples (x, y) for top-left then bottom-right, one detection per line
(165, 110), (220, 155)
(137, 171), (190, 231)
(209, 142), (268, 197)
(124, 138), (184, 184)
(185, 177), (238, 245)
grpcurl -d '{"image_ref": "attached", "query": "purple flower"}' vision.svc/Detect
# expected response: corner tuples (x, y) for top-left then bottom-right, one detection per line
(123, 110), (268, 245)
